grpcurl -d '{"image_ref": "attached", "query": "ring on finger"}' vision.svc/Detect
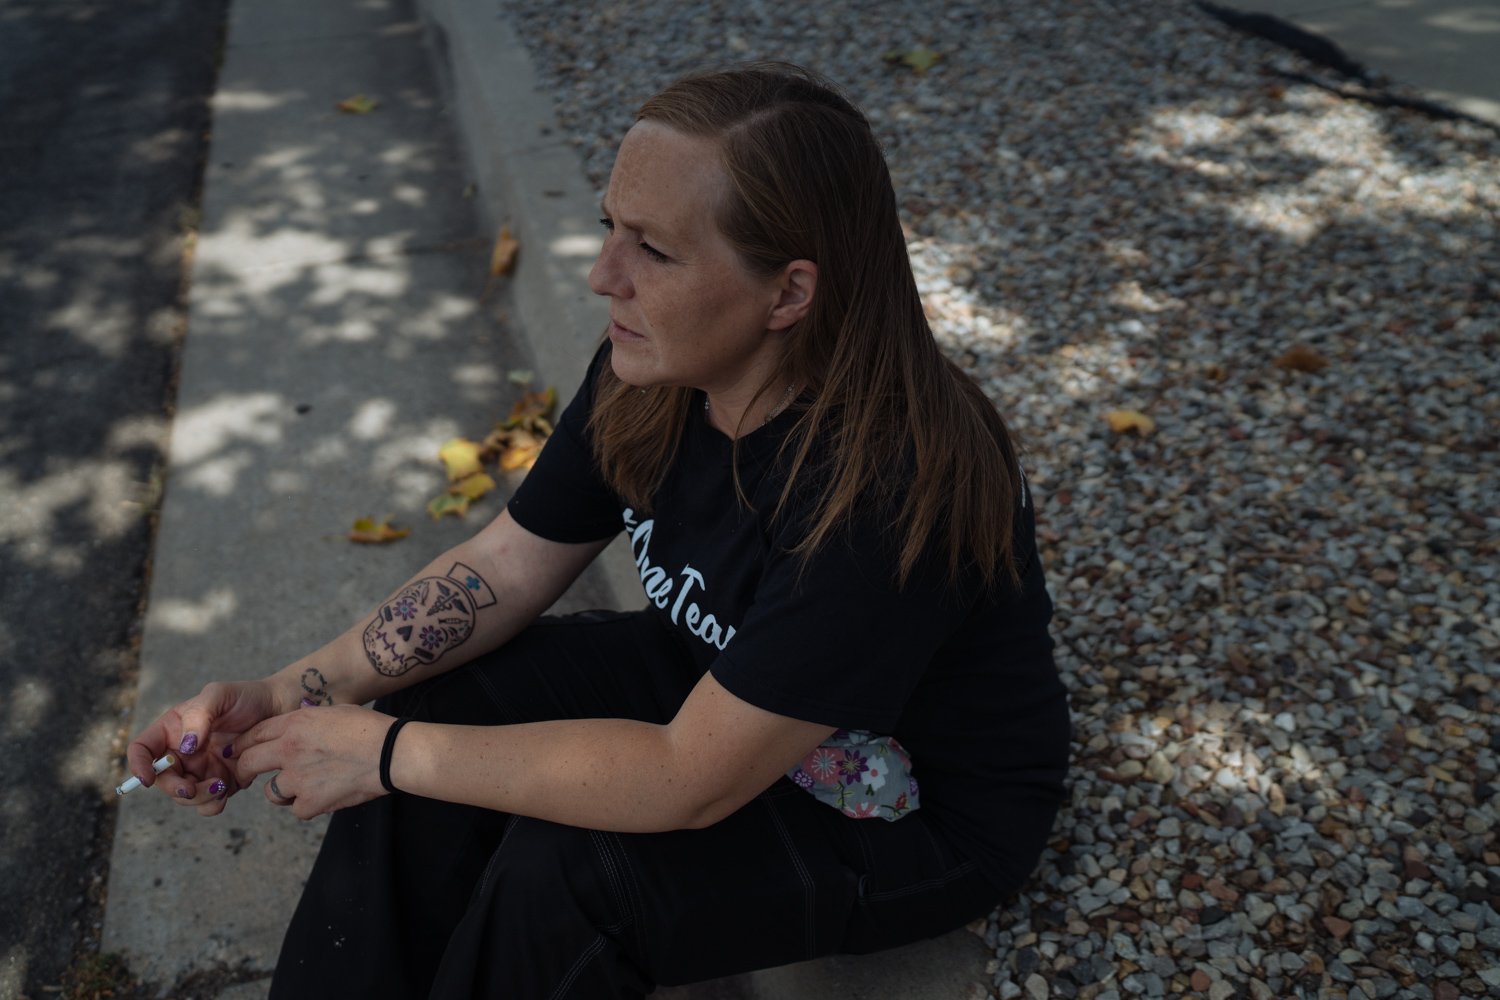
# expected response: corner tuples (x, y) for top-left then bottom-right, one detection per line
(268, 775), (294, 805)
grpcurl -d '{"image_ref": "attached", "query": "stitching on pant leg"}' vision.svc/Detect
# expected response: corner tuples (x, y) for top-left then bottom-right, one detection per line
(605, 831), (648, 960)
(470, 663), (521, 725)
(588, 830), (633, 932)
(762, 796), (818, 959)
(852, 819), (876, 875)
(861, 860), (982, 903)
(474, 814), (521, 899)
(546, 933), (608, 1000)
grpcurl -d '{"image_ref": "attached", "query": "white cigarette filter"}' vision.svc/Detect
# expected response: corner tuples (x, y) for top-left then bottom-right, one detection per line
(115, 753), (176, 795)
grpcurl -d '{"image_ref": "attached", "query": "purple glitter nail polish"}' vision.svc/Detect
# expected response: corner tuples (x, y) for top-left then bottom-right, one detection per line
(222, 744), (234, 758)
(175, 787), (191, 799)
(300, 697), (318, 708)
(179, 733), (199, 755)
(208, 779), (226, 797)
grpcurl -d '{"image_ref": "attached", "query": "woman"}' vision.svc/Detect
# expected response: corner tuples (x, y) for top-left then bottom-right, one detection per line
(126, 64), (1071, 998)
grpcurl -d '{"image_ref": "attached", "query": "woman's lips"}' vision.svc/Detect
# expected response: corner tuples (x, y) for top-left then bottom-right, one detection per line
(609, 319), (645, 340)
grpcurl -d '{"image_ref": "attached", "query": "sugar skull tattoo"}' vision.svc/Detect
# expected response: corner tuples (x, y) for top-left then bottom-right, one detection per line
(363, 562), (497, 676)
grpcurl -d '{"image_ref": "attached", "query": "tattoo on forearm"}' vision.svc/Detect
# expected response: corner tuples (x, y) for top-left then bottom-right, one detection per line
(362, 562), (497, 676)
(300, 667), (332, 706)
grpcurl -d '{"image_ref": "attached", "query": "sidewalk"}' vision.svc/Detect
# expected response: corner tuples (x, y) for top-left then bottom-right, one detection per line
(1221, 0), (1499, 125)
(97, 0), (622, 991)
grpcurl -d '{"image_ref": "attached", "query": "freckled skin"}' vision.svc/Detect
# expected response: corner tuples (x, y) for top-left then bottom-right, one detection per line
(589, 122), (791, 422)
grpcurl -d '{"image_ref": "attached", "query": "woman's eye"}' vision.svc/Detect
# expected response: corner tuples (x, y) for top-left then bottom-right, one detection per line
(600, 217), (668, 263)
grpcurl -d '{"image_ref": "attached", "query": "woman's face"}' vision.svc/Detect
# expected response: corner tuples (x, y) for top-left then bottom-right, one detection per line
(588, 121), (788, 400)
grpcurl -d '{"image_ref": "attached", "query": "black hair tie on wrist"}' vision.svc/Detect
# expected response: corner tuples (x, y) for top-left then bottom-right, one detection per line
(379, 717), (413, 794)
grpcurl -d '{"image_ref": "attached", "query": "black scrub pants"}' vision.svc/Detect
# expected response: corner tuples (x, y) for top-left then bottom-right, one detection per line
(269, 611), (1003, 999)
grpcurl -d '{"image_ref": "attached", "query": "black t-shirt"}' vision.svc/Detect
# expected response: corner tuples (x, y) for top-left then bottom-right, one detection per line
(508, 345), (1070, 893)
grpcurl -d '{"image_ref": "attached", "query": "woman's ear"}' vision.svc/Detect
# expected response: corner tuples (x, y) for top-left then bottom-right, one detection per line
(766, 260), (818, 331)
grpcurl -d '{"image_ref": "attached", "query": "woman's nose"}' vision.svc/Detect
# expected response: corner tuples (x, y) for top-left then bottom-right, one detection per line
(588, 239), (629, 299)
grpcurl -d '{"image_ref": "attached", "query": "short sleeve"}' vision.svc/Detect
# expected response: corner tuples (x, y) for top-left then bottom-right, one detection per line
(708, 518), (971, 733)
(506, 345), (622, 543)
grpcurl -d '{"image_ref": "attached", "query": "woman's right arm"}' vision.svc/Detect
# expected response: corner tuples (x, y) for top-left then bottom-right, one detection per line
(126, 510), (613, 805)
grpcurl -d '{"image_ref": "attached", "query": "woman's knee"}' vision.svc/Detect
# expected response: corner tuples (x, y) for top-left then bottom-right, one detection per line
(472, 817), (639, 938)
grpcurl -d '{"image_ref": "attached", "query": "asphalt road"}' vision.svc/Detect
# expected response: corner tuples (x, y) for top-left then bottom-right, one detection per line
(0, 0), (229, 993)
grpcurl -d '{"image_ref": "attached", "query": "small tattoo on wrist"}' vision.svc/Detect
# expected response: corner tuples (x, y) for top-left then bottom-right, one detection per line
(300, 667), (332, 706)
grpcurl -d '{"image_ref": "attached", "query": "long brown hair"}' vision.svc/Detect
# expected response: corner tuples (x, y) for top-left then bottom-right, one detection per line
(589, 64), (1024, 591)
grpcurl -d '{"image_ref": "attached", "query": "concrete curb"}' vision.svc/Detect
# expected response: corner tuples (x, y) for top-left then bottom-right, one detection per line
(416, 0), (642, 609)
(408, 2), (993, 997)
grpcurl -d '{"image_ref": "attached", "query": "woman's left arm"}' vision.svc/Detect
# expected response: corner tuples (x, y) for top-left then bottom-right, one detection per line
(230, 674), (834, 829)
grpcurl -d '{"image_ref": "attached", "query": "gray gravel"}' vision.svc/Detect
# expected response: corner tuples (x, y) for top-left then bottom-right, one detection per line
(499, 0), (1500, 996)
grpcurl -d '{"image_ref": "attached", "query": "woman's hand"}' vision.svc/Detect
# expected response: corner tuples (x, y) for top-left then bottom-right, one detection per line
(126, 679), (285, 816)
(230, 705), (393, 820)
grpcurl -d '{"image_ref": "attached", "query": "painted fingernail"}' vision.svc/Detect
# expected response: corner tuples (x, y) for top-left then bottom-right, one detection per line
(208, 779), (226, 797)
(300, 697), (318, 708)
(222, 743), (234, 759)
(179, 733), (199, 755)
(175, 787), (192, 799)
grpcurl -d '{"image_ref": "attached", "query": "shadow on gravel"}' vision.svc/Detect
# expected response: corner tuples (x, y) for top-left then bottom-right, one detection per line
(501, 0), (1499, 992)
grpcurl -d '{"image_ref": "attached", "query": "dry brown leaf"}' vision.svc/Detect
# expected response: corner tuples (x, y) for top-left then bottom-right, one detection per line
(349, 517), (409, 544)
(498, 430), (544, 471)
(1105, 409), (1155, 436)
(503, 387), (557, 429)
(1274, 344), (1329, 372)
(490, 225), (520, 276)
(336, 94), (378, 115)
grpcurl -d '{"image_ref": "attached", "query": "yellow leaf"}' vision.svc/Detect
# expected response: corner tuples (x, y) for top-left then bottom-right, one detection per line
(336, 94), (378, 115)
(426, 493), (471, 520)
(1274, 344), (1329, 372)
(348, 517), (410, 544)
(1105, 409), (1155, 435)
(503, 387), (557, 429)
(499, 431), (544, 471)
(450, 471), (496, 501)
(438, 437), (483, 481)
(883, 45), (943, 73)
(490, 225), (520, 276)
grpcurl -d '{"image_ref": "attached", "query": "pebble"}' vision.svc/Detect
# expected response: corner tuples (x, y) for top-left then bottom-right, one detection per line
(504, 0), (1500, 996)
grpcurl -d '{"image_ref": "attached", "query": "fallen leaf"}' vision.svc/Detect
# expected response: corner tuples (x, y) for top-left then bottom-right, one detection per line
(883, 45), (943, 73)
(336, 94), (378, 115)
(498, 429), (544, 471)
(506, 369), (534, 386)
(503, 387), (557, 428)
(1274, 343), (1329, 372)
(438, 437), (483, 481)
(348, 517), (410, 544)
(450, 471), (496, 501)
(490, 225), (519, 276)
(426, 493), (471, 520)
(1105, 409), (1155, 435)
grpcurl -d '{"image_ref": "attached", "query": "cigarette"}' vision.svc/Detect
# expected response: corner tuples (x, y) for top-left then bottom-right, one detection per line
(115, 753), (176, 796)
